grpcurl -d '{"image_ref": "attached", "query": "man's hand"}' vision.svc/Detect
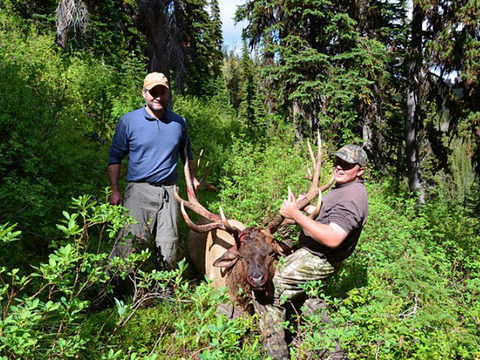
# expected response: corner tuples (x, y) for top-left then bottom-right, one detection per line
(280, 188), (302, 220)
(108, 164), (122, 205)
(295, 193), (315, 215)
(109, 190), (123, 206)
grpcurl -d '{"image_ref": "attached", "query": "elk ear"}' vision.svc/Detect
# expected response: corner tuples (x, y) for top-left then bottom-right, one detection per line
(213, 247), (240, 269)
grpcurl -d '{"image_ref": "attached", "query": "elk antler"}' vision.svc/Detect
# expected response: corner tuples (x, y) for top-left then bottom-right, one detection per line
(193, 149), (218, 192)
(174, 147), (244, 234)
(266, 132), (334, 235)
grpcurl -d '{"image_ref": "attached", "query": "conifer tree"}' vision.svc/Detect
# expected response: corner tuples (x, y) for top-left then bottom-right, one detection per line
(405, 2), (426, 204)
(402, 0), (480, 201)
(240, 39), (257, 130)
(179, 0), (223, 96)
(236, 0), (391, 145)
(209, 0), (224, 72)
(223, 50), (243, 113)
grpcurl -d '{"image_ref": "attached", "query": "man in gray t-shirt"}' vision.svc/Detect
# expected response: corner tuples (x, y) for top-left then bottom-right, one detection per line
(256, 145), (369, 360)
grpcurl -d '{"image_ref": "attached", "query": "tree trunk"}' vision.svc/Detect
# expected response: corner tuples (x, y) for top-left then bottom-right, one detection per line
(137, 0), (170, 76)
(362, 84), (386, 172)
(55, 0), (89, 49)
(405, 2), (425, 205)
(172, 0), (188, 95)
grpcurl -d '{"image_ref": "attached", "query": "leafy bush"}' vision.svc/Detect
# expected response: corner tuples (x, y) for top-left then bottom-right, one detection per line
(0, 194), (267, 359)
(0, 193), (139, 358)
(0, 11), (146, 271)
(215, 131), (334, 243)
(295, 181), (480, 359)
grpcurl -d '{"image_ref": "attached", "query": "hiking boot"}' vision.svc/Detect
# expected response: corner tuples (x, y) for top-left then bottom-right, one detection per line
(303, 298), (331, 324)
(263, 331), (290, 360)
(217, 303), (248, 319)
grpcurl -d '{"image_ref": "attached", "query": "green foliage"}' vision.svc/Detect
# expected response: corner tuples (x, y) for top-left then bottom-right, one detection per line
(0, 223), (22, 244)
(1, 195), (266, 359)
(214, 131), (334, 244)
(0, 10), (145, 270)
(237, 0), (394, 145)
(294, 181), (480, 359)
(0, 193), (136, 359)
(222, 50), (244, 113)
(1, 1), (480, 359)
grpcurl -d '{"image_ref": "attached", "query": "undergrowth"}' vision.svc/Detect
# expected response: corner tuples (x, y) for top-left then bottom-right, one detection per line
(1, 141), (479, 359)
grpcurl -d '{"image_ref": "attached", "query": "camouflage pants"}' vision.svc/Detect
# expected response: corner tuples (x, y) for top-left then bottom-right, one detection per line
(254, 248), (340, 360)
(109, 182), (179, 271)
(273, 248), (339, 304)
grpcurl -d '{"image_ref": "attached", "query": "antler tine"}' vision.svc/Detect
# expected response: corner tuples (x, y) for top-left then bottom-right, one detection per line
(307, 140), (316, 173)
(320, 174), (335, 192)
(306, 164), (313, 179)
(266, 131), (333, 235)
(197, 161), (218, 191)
(176, 146), (244, 234)
(291, 131), (323, 211)
(195, 149), (204, 175)
(174, 185), (221, 225)
(176, 146), (222, 224)
(193, 151), (218, 191)
(310, 190), (323, 220)
(200, 161), (209, 185)
(180, 201), (225, 233)
(220, 206), (240, 233)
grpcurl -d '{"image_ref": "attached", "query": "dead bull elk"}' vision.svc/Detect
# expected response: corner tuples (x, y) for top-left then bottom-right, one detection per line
(174, 134), (334, 311)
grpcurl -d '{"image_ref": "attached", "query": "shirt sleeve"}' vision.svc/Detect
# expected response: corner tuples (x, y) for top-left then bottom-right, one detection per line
(108, 117), (128, 165)
(327, 200), (363, 234)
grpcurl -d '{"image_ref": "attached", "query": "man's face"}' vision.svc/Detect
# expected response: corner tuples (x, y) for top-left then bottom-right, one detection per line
(333, 157), (364, 184)
(143, 85), (169, 115)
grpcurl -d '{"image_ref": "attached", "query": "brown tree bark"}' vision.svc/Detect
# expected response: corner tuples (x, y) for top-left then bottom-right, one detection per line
(137, 0), (171, 76)
(405, 2), (425, 205)
(55, 0), (89, 49)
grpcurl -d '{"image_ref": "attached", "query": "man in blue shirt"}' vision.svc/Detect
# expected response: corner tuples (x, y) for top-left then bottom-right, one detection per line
(108, 72), (199, 271)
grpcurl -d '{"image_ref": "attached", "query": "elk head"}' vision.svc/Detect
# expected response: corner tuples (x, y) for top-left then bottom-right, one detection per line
(212, 227), (277, 291)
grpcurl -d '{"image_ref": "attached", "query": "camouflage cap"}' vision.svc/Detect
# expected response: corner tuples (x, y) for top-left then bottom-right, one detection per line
(333, 145), (368, 167)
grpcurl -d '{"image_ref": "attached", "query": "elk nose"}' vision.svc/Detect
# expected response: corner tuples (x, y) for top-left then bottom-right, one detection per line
(247, 273), (268, 287)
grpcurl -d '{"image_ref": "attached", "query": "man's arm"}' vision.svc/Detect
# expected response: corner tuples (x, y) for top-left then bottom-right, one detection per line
(108, 163), (122, 205)
(280, 191), (347, 249)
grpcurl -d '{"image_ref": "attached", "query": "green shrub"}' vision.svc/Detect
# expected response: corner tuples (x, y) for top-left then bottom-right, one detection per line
(296, 181), (480, 360)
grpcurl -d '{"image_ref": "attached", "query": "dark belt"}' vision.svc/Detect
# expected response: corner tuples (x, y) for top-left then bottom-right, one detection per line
(147, 181), (176, 187)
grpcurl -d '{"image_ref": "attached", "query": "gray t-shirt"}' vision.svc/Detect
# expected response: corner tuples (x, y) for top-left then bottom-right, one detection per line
(299, 180), (369, 262)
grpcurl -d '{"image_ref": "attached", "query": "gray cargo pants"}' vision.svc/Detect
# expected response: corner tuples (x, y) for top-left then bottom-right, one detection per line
(110, 182), (179, 271)
(254, 248), (340, 360)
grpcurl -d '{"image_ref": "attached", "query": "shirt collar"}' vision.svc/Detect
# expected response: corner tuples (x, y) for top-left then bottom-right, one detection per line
(142, 106), (169, 121)
(333, 179), (364, 189)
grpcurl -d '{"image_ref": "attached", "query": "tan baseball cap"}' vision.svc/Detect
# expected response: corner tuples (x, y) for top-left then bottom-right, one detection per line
(143, 72), (169, 90)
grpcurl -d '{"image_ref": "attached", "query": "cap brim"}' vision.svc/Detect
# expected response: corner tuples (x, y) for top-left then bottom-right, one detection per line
(145, 83), (169, 91)
(333, 152), (357, 164)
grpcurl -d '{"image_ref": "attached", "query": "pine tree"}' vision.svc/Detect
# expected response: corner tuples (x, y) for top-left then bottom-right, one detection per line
(222, 50), (243, 113)
(180, 0), (224, 96)
(236, 0), (391, 146)
(240, 40), (256, 130)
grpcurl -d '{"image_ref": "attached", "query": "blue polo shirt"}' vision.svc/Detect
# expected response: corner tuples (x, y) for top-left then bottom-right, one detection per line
(108, 106), (193, 184)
